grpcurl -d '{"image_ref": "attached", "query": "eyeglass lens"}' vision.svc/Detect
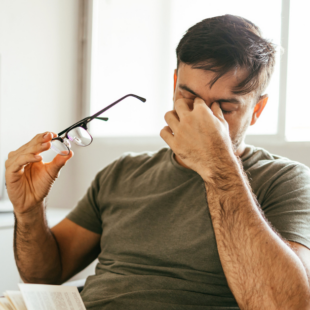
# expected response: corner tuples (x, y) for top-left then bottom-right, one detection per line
(51, 139), (71, 156)
(51, 127), (92, 156)
(67, 127), (92, 146)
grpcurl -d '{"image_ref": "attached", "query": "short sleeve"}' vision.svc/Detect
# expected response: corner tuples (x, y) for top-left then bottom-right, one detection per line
(66, 159), (120, 235)
(262, 163), (310, 249)
(66, 174), (102, 234)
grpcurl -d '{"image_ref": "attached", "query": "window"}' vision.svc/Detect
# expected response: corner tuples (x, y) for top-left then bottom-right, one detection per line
(88, 0), (302, 142)
(286, 0), (310, 141)
(90, 0), (169, 137)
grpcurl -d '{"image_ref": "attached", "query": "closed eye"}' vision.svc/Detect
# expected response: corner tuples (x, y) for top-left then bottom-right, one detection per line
(221, 109), (232, 114)
(180, 90), (195, 100)
(219, 102), (237, 114)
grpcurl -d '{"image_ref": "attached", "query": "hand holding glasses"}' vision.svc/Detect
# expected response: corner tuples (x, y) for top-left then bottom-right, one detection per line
(51, 94), (146, 155)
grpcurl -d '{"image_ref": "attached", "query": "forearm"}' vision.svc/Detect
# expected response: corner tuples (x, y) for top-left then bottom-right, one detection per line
(14, 203), (62, 284)
(205, 156), (310, 310)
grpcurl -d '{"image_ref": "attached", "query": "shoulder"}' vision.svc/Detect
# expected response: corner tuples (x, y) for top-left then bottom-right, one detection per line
(243, 145), (310, 204)
(243, 145), (310, 182)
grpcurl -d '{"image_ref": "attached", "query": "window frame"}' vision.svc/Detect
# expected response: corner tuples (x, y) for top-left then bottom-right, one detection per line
(82, 0), (310, 147)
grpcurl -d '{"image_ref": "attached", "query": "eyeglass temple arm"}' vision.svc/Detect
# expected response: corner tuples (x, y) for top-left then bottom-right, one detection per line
(87, 94), (146, 122)
(94, 117), (109, 121)
(57, 94), (145, 136)
(57, 117), (109, 136)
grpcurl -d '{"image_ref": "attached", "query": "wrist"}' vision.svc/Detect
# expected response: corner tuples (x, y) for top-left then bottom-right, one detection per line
(198, 149), (241, 184)
(14, 202), (46, 225)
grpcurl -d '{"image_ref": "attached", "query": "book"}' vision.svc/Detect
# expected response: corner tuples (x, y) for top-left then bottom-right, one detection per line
(0, 284), (86, 310)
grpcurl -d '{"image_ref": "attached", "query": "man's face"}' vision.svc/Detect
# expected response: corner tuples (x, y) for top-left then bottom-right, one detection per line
(173, 63), (257, 153)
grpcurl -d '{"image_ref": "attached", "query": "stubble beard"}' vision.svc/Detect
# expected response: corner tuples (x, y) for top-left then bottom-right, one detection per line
(230, 120), (251, 154)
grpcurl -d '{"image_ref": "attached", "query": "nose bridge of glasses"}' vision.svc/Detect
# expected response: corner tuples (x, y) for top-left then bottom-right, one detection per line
(51, 135), (71, 156)
(65, 122), (88, 139)
(57, 118), (88, 137)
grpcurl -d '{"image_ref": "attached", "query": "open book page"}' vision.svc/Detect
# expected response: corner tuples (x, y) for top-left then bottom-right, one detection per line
(18, 284), (86, 310)
(0, 297), (15, 310)
(3, 292), (27, 310)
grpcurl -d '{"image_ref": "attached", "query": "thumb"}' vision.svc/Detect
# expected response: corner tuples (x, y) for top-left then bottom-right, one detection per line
(45, 151), (74, 178)
(211, 102), (224, 120)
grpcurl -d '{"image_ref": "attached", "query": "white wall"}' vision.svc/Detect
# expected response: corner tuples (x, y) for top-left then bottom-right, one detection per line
(0, 0), (96, 292)
(0, 0), (81, 208)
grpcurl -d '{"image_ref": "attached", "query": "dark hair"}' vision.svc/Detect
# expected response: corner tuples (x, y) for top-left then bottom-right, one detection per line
(176, 14), (277, 99)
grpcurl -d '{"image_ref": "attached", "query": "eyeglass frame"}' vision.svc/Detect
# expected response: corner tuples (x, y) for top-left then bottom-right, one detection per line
(51, 93), (146, 153)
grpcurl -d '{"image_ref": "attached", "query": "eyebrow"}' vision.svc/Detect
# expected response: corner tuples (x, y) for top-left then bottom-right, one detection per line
(179, 84), (201, 98)
(179, 84), (241, 105)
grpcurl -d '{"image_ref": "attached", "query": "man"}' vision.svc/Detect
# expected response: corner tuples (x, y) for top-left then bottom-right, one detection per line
(5, 15), (310, 310)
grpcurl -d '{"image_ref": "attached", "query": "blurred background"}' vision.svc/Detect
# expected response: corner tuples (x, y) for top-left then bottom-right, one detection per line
(0, 0), (309, 292)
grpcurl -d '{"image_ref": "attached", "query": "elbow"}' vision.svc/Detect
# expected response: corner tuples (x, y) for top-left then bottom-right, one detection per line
(20, 272), (62, 285)
(294, 284), (310, 310)
(283, 287), (310, 310)
(295, 296), (310, 310)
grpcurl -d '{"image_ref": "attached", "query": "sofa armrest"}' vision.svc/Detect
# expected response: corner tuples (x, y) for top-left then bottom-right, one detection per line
(63, 278), (86, 293)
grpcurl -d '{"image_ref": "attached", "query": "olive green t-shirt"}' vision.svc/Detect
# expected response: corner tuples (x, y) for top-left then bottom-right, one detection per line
(67, 145), (310, 310)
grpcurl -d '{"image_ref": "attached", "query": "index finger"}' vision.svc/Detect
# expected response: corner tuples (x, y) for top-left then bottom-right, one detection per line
(193, 97), (213, 115)
(8, 132), (57, 159)
(174, 98), (193, 119)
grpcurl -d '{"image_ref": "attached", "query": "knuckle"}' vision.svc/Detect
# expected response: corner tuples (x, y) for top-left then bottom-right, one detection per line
(160, 128), (165, 138)
(164, 111), (173, 121)
(8, 151), (14, 158)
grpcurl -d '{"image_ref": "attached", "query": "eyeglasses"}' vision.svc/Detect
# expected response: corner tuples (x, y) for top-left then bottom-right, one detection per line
(51, 94), (146, 156)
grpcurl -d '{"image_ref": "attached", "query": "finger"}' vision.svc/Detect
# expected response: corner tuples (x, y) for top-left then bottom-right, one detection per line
(6, 145), (44, 169)
(45, 150), (74, 179)
(193, 97), (209, 111)
(211, 101), (224, 120)
(6, 137), (53, 168)
(164, 111), (179, 134)
(160, 126), (174, 147)
(193, 97), (206, 107)
(193, 97), (214, 118)
(174, 99), (192, 120)
(10, 132), (55, 160)
(24, 140), (52, 156)
(7, 154), (42, 174)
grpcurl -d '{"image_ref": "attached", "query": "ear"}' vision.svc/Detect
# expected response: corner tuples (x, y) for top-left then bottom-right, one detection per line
(250, 95), (268, 126)
(173, 69), (178, 102)
(174, 69), (178, 91)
